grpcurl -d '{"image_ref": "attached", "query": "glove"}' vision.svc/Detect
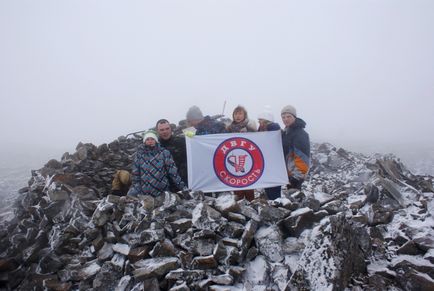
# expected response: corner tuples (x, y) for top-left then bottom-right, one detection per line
(183, 126), (197, 138)
(185, 131), (196, 138)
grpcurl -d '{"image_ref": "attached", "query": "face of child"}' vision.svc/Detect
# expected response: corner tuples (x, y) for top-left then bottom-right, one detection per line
(144, 137), (156, 146)
(233, 110), (245, 123)
(281, 113), (296, 127)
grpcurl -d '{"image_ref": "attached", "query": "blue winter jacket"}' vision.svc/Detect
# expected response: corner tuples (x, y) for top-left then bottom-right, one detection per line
(281, 118), (310, 181)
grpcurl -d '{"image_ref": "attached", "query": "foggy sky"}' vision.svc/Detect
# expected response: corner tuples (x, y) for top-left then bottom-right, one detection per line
(1, 0), (434, 164)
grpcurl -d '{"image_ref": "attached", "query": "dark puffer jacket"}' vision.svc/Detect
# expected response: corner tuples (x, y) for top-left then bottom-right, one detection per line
(195, 116), (226, 135)
(128, 144), (185, 197)
(281, 118), (310, 181)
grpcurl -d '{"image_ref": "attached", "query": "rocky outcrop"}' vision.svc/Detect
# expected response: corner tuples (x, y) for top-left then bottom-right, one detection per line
(0, 138), (433, 290)
(287, 213), (369, 290)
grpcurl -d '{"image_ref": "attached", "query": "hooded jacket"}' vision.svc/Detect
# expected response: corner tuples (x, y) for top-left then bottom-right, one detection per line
(281, 118), (310, 181)
(128, 143), (185, 197)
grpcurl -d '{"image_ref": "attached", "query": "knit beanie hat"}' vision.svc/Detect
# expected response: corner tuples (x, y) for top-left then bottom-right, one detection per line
(143, 130), (159, 143)
(186, 106), (204, 121)
(281, 105), (297, 117)
(258, 105), (274, 122)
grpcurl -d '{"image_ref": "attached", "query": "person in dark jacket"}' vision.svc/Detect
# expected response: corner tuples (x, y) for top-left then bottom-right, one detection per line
(227, 105), (257, 201)
(127, 130), (185, 197)
(281, 105), (310, 190)
(257, 107), (282, 200)
(156, 119), (188, 187)
(186, 105), (226, 135)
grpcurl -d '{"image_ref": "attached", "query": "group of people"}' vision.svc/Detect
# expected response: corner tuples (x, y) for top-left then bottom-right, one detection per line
(112, 104), (310, 201)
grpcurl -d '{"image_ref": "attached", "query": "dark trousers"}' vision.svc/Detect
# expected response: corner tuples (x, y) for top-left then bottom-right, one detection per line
(234, 190), (254, 201)
(288, 177), (303, 190)
(265, 186), (281, 200)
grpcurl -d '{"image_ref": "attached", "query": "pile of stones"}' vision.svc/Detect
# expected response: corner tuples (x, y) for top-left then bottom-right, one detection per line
(0, 136), (433, 290)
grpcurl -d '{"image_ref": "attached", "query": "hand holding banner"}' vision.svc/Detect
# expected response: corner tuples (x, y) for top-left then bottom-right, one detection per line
(186, 131), (288, 192)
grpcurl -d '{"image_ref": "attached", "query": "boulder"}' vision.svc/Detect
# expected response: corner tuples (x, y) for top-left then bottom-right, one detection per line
(133, 257), (180, 280)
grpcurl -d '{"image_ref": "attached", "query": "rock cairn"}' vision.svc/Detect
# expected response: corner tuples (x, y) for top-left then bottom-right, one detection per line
(0, 136), (433, 290)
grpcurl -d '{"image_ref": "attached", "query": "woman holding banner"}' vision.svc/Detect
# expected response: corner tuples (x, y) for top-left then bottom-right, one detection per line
(257, 106), (282, 200)
(227, 105), (257, 201)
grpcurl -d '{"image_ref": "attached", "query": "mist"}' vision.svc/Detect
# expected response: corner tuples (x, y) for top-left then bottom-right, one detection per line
(1, 0), (434, 174)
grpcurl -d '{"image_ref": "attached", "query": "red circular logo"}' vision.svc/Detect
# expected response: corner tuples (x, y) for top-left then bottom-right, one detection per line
(213, 137), (264, 188)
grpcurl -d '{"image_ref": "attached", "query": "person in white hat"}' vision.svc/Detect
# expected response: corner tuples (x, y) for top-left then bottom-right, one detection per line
(257, 105), (281, 132)
(127, 130), (186, 197)
(281, 105), (310, 190)
(257, 106), (282, 200)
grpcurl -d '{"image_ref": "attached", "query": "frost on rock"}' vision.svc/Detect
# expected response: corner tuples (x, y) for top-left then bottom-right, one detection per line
(243, 255), (270, 286)
(214, 192), (238, 213)
(254, 225), (284, 262)
(192, 202), (226, 230)
(2, 134), (434, 290)
(288, 214), (367, 290)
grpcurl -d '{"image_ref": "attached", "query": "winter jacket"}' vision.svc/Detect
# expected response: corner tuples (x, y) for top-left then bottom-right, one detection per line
(195, 116), (226, 135)
(128, 144), (185, 197)
(227, 118), (257, 133)
(281, 118), (310, 181)
(258, 121), (281, 132)
(159, 135), (188, 185)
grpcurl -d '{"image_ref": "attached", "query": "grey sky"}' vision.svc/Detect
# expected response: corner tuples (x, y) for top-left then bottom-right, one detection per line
(1, 0), (433, 162)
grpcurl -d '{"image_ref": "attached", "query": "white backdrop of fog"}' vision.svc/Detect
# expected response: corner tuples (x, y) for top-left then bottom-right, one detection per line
(1, 0), (434, 177)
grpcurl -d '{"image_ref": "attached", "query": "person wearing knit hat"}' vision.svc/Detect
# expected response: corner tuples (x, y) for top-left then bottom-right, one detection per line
(257, 105), (275, 122)
(185, 105), (226, 135)
(281, 104), (310, 190)
(186, 105), (204, 126)
(127, 129), (186, 198)
(257, 105), (280, 132)
(143, 130), (159, 144)
(257, 105), (282, 200)
(281, 105), (297, 118)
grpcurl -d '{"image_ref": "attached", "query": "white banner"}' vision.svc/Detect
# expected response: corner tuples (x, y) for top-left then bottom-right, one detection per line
(186, 131), (288, 192)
